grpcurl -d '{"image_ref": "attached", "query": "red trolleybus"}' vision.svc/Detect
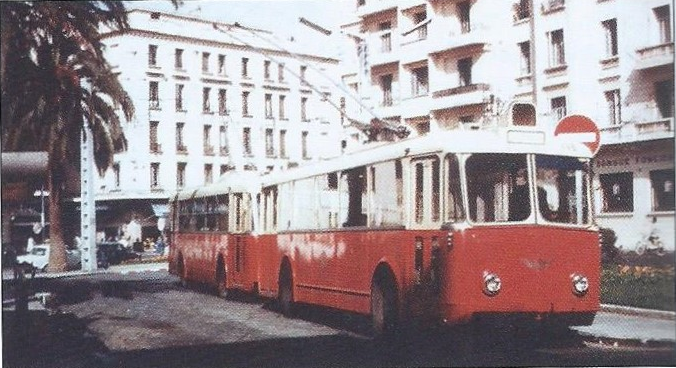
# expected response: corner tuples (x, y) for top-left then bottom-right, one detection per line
(168, 112), (600, 335)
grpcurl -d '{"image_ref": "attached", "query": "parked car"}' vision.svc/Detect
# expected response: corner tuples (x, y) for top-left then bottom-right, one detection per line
(97, 242), (138, 266)
(16, 244), (81, 272)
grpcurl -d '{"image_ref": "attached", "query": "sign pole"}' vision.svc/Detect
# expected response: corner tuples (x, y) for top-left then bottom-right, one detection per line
(80, 123), (97, 271)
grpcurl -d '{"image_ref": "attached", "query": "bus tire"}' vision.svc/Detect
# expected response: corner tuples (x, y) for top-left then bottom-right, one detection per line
(371, 269), (398, 338)
(215, 257), (228, 299)
(278, 260), (295, 317)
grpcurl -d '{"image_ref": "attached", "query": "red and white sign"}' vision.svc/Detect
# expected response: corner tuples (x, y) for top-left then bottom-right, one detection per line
(554, 115), (600, 156)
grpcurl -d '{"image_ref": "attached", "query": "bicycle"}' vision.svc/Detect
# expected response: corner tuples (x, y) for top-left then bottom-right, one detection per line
(635, 231), (666, 257)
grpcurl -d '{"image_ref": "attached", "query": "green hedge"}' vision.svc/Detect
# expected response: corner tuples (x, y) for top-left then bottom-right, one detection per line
(601, 265), (675, 311)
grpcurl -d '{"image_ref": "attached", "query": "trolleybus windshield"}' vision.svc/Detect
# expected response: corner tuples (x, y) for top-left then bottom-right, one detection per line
(465, 153), (591, 225)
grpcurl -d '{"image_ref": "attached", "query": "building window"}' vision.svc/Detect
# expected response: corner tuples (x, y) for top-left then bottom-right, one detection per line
(176, 123), (186, 153)
(149, 121), (160, 153)
(655, 5), (672, 44)
(242, 57), (249, 78)
(301, 97), (308, 122)
(265, 93), (273, 118)
(458, 1), (471, 34)
(203, 125), (213, 155)
(381, 74), (393, 106)
(148, 44), (158, 67)
(264, 60), (271, 80)
(458, 57), (472, 87)
(379, 22), (392, 52)
(149, 81), (159, 109)
(279, 95), (286, 119)
(605, 89), (621, 126)
(602, 19), (618, 58)
(175, 48), (183, 69)
(220, 165), (229, 175)
(243, 127), (252, 156)
(265, 128), (274, 157)
(177, 163), (186, 189)
(150, 163), (160, 189)
(113, 163), (120, 188)
(411, 66), (429, 97)
(600, 172), (633, 213)
(242, 91), (250, 116)
(279, 130), (287, 158)
(218, 54), (226, 76)
(301, 131), (309, 159)
(219, 125), (228, 155)
(414, 11), (427, 40)
(202, 87), (211, 113)
(547, 29), (566, 67)
(300, 65), (308, 85)
(278, 63), (285, 82)
(651, 169), (675, 211)
(518, 41), (531, 75)
(204, 164), (213, 185)
(551, 96), (567, 121)
(655, 80), (674, 118)
(218, 89), (228, 115)
(175, 84), (184, 111)
(202, 52), (210, 73)
(514, 0), (530, 21)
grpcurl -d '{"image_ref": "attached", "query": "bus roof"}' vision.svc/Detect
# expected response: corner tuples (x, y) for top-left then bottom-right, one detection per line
(172, 127), (593, 198)
(175, 170), (261, 201)
(260, 127), (593, 187)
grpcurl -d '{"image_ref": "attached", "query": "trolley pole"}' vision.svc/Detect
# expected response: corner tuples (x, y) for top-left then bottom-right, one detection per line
(80, 123), (97, 271)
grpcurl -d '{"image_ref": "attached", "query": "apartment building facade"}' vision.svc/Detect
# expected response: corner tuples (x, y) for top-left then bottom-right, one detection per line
(344, 0), (674, 251)
(87, 10), (343, 240)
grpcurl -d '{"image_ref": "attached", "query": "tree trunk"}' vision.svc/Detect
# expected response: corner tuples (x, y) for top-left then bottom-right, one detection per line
(46, 154), (67, 272)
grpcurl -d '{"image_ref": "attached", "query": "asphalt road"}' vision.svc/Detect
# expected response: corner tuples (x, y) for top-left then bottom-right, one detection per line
(3, 270), (674, 367)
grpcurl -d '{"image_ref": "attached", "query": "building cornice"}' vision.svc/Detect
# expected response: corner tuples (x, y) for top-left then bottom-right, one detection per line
(102, 28), (339, 65)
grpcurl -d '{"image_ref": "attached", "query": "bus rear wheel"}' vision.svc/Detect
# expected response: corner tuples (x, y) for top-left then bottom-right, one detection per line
(278, 262), (295, 317)
(371, 274), (397, 338)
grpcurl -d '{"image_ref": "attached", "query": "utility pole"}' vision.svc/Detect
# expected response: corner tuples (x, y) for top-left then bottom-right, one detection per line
(80, 119), (97, 271)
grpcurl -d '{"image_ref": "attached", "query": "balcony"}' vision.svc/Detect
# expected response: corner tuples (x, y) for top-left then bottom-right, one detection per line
(600, 116), (674, 145)
(220, 146), (229, 156)
(176, 145), (188, 155)
(428, 28), (489, 57)
(541, 0), (565, 15)
(367, 32), (400, 67)
(430, 83), (491, 112)
(149, 143), (162, 154)
(635, 42), (674, 70)
(356, 0), (397, 18)
(204, 145), (215, 156)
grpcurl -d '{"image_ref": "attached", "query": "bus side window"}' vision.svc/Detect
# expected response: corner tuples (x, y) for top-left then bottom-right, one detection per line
(217, 194), (229, 232)
(445, 155), (465, 222)
(342, 166), (367, 227)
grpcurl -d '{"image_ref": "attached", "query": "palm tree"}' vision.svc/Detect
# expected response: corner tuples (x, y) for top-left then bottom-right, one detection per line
(1, 2), (134, 271)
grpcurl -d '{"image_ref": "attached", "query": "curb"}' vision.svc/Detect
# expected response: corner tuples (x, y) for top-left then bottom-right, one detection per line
(601, 303), (676, 321)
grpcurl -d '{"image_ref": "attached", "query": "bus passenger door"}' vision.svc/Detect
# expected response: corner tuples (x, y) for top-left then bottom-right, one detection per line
(408, 156), (442, 321)
(229, 193), (250, 289)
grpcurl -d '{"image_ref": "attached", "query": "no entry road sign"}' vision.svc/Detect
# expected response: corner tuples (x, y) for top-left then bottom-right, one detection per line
(554, 115), (600, 156)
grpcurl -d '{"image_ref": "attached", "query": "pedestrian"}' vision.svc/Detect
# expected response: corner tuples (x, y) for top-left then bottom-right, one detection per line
(155, 236), (165, 255)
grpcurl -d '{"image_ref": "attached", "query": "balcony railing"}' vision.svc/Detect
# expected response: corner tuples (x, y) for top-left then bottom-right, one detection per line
(635, 42), (674, 69)
(149, 143), (162, 154)
(204, 145), (215, 156)
(176, 145), (188, 155)
(432, 83), (490, 98)
(220, 146), (229, 156)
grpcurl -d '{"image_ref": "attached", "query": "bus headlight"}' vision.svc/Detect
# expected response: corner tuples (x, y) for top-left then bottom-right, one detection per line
(571, 274), (589, 296)
(483, 272), (502, 296)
